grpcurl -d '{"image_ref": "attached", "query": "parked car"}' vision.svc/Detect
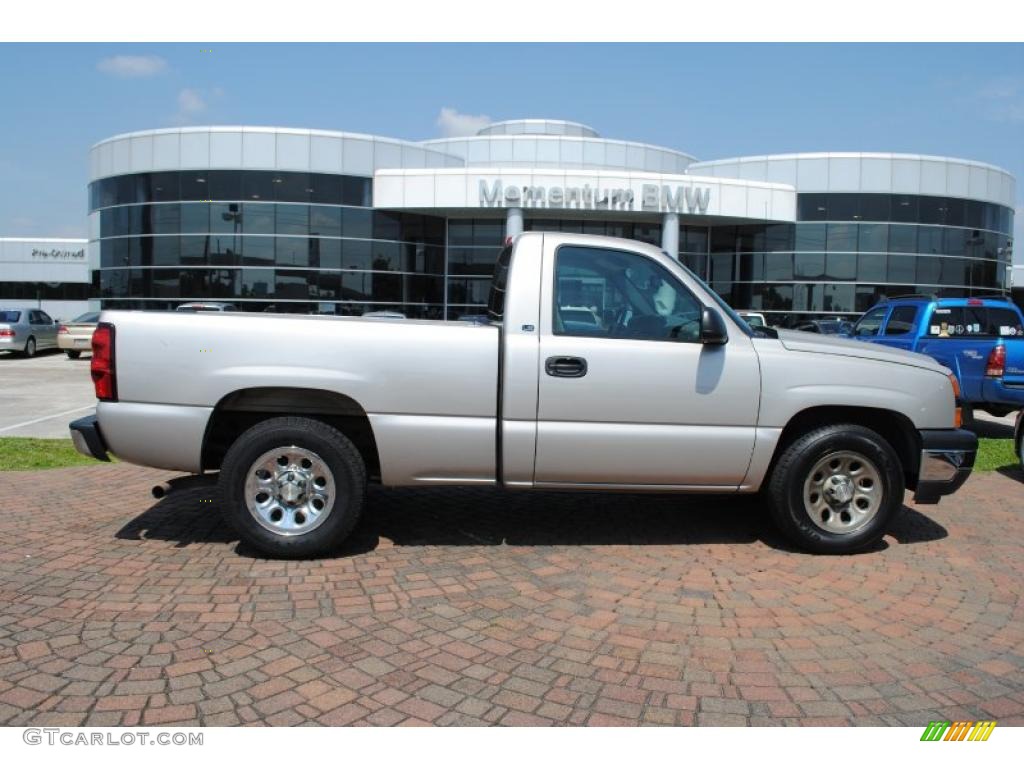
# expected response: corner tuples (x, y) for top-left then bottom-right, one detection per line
(737, 311), (767, 329)
(362, 310), (407, 319)
(0, 308), (59, 357)
(71, 232), (975, 558)
(175, 302), (238, 312)
(58, 311), (100, 359)
(850, 296), (1024, 419)
(792, 319), (854, 335)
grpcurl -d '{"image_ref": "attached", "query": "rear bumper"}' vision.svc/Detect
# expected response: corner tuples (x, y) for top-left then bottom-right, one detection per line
(913, 428), (977, 504)
(57, 333), (93, 351)
(69, 415), (110, 462)
(979, 379), (1024, 408)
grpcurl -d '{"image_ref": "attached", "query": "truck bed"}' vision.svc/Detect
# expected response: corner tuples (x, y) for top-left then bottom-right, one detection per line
(98, 310), (500, 483)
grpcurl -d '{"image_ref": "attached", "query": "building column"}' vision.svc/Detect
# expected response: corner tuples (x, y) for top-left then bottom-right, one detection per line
(505, 207), (524, 241)
(660, 212), (679, 257)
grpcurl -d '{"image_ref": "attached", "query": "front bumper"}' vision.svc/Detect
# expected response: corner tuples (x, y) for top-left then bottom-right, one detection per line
(69, 414), (110, 462)
(913, 428), (977, 504)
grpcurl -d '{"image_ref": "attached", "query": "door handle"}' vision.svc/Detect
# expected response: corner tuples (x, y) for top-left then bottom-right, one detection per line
(545, 356), (588, 378)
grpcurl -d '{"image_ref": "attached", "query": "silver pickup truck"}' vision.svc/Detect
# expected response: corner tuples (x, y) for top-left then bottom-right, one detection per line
(70, 232), (976, 557)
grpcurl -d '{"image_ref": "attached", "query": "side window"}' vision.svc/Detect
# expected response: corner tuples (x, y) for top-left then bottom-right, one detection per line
(854, 306), (888, 337)
(37, 311), (53, 325)
(884, 306), (918, 335)
(28, 311), (41, 325)
(553, 245), (702, 342)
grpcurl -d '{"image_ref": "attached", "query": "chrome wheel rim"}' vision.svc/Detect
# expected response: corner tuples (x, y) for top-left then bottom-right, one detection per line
(243, 446), (335, 536)
(803, 450), (883, 535)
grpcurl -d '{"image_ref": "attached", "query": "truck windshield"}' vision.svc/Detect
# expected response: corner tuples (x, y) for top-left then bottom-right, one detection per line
(673, 259), (755, 338)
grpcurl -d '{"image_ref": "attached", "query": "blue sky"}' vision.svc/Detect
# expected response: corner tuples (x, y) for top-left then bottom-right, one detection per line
(0, 43), (1021, 257)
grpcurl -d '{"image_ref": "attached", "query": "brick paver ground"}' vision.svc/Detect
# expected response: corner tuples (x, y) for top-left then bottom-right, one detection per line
(0, 463), (1022, 726)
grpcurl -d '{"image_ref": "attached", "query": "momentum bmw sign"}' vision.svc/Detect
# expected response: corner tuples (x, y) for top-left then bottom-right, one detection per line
(478, 179), (711, 213)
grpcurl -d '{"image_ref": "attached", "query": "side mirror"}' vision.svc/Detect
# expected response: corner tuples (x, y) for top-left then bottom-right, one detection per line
(700, 307), (729, 345)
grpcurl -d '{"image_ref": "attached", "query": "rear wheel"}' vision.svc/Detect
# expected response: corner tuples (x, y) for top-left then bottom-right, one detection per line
(23, 337), (36, 358)
(65, 350), (81, 360)
(767, 424), (904, 554)
(219, 416), (366, 557)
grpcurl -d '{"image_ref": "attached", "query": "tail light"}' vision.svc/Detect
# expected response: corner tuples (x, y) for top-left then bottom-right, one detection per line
(948, 373), (962, 428)
(0, 329), (13, 338)
(985, 345), (1005, 378)
(90, 322), (117, 401)
(58, 325), (69, 335)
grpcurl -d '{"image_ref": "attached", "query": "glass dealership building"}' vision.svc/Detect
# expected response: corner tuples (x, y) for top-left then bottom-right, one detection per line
(85, 119), (1016, 325)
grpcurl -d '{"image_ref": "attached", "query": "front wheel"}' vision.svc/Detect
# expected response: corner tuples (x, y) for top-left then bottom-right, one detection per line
(767, 424), (904, 554)
(219, 416), (366, 557)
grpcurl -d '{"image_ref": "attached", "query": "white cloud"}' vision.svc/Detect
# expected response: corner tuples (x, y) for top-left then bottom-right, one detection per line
(97, 55), (167, 78)
(171, 87), (225, 125)
(436, 107), (491, 138)
(177, 88), (206, 115)
(976, 76), (1024, 124)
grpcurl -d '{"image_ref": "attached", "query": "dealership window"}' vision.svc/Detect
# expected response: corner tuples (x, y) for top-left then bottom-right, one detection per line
(795, 223), (826, 251)
(242, 203), (275, 235)
(181, 203), (210, 234)
(340, 239), (372, 271)
(276, 205), (308, 236)
(887, 254), (917, 283)
(888, 225), (917, 254)
(857, 252), (887, 282)
(341, 208), (372, 239)
(310, 206), (342, 238)
(276, 237), (310, 268)
(826, 223), (858, 252)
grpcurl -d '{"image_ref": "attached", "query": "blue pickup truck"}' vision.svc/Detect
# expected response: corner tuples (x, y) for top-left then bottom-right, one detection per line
(849, 296), (1024, 419)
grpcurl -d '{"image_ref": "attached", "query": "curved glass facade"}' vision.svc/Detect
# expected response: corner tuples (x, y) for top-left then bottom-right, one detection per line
(700, 193), (1014, 327)
(89, 172), (1014, 326)
(91, 171), (448, 317)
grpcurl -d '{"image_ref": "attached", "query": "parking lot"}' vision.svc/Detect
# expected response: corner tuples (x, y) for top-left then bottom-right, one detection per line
(0, 350), (95, 438)
(0, 457), (1022, 726)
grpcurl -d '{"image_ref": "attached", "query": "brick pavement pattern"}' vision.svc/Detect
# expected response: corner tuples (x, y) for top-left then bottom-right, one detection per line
(0, 463), (1022, 726)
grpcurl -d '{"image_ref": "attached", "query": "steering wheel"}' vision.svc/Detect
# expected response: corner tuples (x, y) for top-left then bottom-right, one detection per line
(668, 318), (699, 341)
(611, 306), (632, 337)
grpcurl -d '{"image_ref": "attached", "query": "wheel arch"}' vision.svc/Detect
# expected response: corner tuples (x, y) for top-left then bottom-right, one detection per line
(767, 405), (922, 491)
(201, 387), (381, 481)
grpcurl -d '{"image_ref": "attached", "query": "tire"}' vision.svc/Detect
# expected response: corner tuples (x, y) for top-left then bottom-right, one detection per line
(218, 416), (366, 558)
(23, 337), (36, 358)
(766, 424), (905, 554)
(65, 350), (81, 360)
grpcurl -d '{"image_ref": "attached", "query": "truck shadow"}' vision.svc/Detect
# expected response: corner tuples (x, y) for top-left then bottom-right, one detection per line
(116, 484), (948, 558)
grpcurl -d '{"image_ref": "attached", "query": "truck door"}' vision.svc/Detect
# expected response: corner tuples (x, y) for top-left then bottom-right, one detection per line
(877, 304), (919, 351)
(533, 241), (760, 488)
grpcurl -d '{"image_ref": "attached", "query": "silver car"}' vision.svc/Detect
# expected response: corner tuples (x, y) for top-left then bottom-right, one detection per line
(0, 308), (59, 357)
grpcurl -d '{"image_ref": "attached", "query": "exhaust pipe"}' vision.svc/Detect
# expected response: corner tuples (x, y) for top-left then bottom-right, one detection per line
(151, 473), (218, 500)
